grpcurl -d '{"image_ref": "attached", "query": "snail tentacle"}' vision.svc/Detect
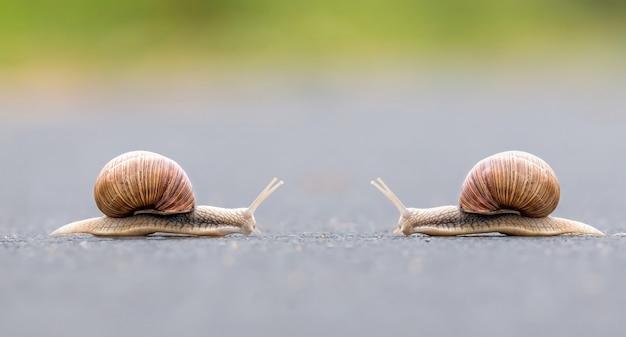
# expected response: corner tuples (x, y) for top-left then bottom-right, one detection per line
(371, 178), (410, 217)
(245, 177), (284, 217)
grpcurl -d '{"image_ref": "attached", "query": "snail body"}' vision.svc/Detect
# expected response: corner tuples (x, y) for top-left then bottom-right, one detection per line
(372, 151), (603, 236)
(51, 151), (283, 237)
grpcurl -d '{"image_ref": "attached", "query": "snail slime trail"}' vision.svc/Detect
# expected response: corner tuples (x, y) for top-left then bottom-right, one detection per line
(372, 151), (603, 236)
(51, 151), (284, 237)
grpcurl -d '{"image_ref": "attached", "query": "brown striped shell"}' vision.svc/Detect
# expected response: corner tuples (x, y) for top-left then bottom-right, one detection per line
(459, 151), (560, 218)
(94, 151), (196, 218)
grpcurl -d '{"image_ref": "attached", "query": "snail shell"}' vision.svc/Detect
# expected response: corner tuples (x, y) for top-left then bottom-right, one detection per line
(94, 151), (196, 217)
(459, 151), (560, 218)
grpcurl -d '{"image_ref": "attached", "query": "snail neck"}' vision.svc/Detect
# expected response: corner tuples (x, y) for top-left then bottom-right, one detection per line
(396, 206), (461, 235)
(192, 206), (257, 234)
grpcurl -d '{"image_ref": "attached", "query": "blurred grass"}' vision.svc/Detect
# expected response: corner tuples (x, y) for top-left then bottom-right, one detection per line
(0, 0), (625, 75)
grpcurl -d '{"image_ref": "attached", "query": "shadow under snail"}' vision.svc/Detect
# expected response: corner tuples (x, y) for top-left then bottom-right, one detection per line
(372, 151), (604, 236)
(51, 151), (283, 237)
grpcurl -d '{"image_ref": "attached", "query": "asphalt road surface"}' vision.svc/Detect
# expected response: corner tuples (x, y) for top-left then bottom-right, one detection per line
(1, 66), (626, 337)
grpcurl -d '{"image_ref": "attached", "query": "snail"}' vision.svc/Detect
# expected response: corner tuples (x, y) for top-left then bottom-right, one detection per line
(51, 151), (283, 237)
(371, 151), (604, 236)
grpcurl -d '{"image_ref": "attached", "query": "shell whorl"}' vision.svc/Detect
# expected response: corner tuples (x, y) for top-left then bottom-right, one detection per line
(459, 151), (560, 218)
(94, 151), (196, 218)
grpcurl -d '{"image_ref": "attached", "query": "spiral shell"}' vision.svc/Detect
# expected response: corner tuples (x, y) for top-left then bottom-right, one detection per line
(458, 151), (560, 218)
(94, 151), (196, 218)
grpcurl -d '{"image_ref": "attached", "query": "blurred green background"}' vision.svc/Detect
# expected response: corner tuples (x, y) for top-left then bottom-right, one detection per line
(1, 0), (625, 77)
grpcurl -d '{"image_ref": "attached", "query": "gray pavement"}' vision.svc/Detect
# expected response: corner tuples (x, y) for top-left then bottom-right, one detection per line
(1, 66), (626, 336)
